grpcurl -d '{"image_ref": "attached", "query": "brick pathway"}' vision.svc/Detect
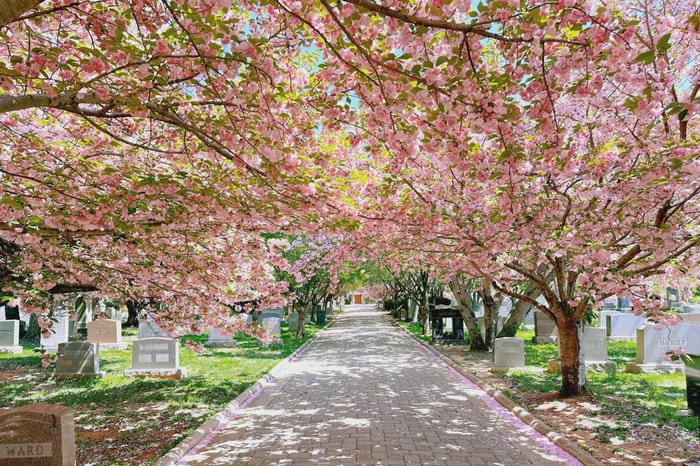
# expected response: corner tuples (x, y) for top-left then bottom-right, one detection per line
(177, 305), (580, 465)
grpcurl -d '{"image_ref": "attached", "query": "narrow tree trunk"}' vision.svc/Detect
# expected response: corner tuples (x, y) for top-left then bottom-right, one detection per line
(498, 285), (540, 337)
(557, 316), (589, 397)
(126, 300), (139, 327)
(481, 283), (497, 350)
(420, 291), (429, 335)
(449, 280), (488, 351)
(296, 304), (307, 338)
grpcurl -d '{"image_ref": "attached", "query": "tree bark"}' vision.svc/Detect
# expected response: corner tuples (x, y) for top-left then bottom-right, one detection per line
(498, 285), (540, 337)
(296, 303), (307, 338)
(480, 282), (497, 350)
(125, 300), (139, 327)
(0, 0), (43, 28)
(557, 315), (589, 396)
(449, 279), (488, 351)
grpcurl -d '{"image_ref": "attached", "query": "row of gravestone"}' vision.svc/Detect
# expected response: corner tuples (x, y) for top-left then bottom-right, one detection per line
(502, 313), (700, 374)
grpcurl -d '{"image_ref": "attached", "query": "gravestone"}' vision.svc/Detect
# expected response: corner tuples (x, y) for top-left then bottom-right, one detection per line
(522, 309), (535, 329)
(138, 319), (168, 339)
(626, 323), (700, 373)
(261, 317), (282, 345)
(492, 337), (525, 373)
(125, 337), (186, 379)
(597, 310), (621, 330)
(408, 299), (416, 321)
(259, 308), (285, 325)
(205, 327), (237, 347)
(0, 320), (22, 354)
(0, 306), (5, 320)
(55, 341), (103, 379)
(549, 327), (616, 375)
(39, 315), (70, 353)
(617, 296), (631, 309)
(287, 312), (299, 333)
(0, 403), (75, 465)
(601, 297), (618, 309)
(87, 319), (127, 350)
(606, 313), (647, 340)
(533, 311), (557, 344)
(667, 287), (681, 309)
(678, 313), (700, 327)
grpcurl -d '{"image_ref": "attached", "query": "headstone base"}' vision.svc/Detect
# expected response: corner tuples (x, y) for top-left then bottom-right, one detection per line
(263, 338), (283, 346)
(533, 336), (557, 344)
(96, 342), (128, 351)
(608, 336), (636, 342)
(204, 341), (238, 348)
(625, 362), (684, 374)
(586, 361), (617, 375)
(0, 345), (23, 354)
(35, 346), (59, 354)
(56, 371), (105, 380)
(546, 359), (617, 375)
(124, 368), (188, 380)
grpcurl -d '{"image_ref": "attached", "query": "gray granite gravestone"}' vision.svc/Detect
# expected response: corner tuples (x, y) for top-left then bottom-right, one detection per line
(55, 341), (103, 379)
(287, 312), (300, 333)
(205, 327), (237, 347)
(0, 403), (75, 465)
(0, 320), (22, 354)
(492, 337), (525, 373)
(626, 323), (700, 373)
(533, 311), (557, 344)
(138, 319), (168, 339)
(87, 319), (127, 350)
(606, 313), (647, 340)
(125, 337), (186, 379)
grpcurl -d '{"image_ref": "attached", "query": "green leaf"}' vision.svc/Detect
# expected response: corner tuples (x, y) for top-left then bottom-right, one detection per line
(678, 109), (688, 121)
(635, 50), (655, 65)
(670, 158), (683, 170)
(656, 33), (672, 53)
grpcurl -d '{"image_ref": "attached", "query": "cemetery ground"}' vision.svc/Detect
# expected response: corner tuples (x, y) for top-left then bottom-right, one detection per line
(396, 320), (700, 465)
(0, 324), (322, 465)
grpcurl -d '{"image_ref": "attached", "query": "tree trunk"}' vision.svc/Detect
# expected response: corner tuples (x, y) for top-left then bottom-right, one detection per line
(498, 285), (540, 337)
(449, 280), (488, 351)
(296, 304), (307, 338)
(420, 291), (429, 335)
(481, 283), (497, 350)
(557, 316), (589, 397)
(125, 300), (139, 327)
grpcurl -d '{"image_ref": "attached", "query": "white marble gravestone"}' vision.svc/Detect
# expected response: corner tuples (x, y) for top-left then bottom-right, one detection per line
(597, 309), (620, 330)
(261, 317), (282, 345)
(205, 327), (237, 347)
(87, 319), (127, 350)
(626, 323), (700, 373)
(533, 311), (557, 344)
(492, 337), (525, 373)
(55, 341), (103, 379)
(125, 337), (186, 379)
(678, 312), (700, 327)
(0, 320), (22, 354)
(606, 313), (647, 340)
(39, 315), (69, 353)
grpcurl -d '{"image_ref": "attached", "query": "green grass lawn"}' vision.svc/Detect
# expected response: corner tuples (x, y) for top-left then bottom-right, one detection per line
(0, 321), (326, 465)
(509, 327), (698, 436)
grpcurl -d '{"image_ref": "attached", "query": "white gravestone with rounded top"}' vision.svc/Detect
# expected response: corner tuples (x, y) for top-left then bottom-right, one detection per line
(39, 315), (69, 353)
(492, 337), (525, 373)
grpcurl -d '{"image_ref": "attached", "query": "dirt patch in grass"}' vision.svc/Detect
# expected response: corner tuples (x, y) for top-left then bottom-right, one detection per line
(438, 345), (700, 465)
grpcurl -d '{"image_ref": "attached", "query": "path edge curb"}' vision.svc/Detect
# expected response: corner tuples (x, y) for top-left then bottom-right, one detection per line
(390, 318), (603, 466)
(154, 310), (343, 466)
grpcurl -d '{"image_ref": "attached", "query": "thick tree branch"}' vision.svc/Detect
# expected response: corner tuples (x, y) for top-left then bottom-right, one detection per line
(0, 0), (43, 28)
